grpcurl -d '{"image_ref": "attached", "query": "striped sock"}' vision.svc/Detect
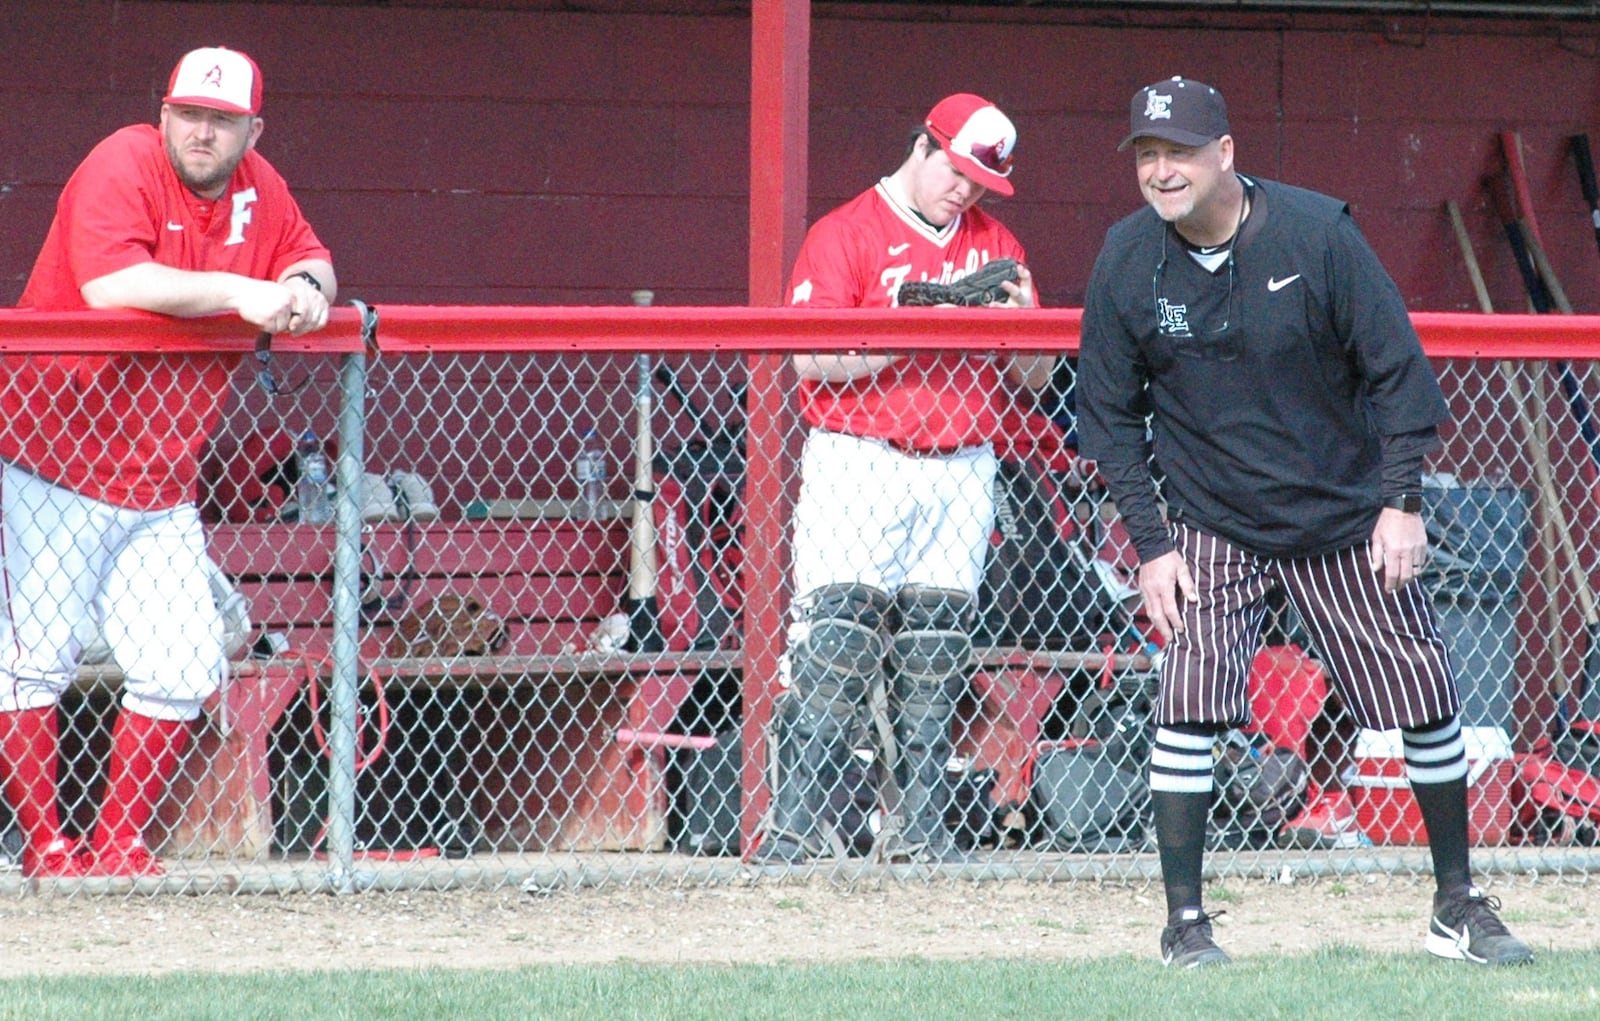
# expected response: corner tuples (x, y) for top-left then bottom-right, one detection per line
(1402, 717), (1469, 786)
(1150, 727), (1217, 795)
(1151, 727), (1217, 915)
(1404, 716), (1472, 890)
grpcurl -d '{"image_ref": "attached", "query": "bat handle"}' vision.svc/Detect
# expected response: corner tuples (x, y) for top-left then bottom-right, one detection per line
(1575, 134), (1600, 206)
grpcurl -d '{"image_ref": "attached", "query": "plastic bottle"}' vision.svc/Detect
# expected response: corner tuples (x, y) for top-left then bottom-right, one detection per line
(573, 428), (607, 520)
(296, 429), (333, 524)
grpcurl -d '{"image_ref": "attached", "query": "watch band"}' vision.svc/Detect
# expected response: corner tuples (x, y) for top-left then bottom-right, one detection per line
(287, 270), (322, 292)
(1383, 493), (1423, 514)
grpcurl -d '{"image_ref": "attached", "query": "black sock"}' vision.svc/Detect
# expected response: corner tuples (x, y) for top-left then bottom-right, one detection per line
(1412, 777), (1472, 891)
(1153, 789), (1213, 916)
(1402, 717), (1472, 893)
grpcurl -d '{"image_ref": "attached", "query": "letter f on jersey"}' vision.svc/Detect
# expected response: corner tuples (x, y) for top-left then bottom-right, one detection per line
(226, 187), (259, 246)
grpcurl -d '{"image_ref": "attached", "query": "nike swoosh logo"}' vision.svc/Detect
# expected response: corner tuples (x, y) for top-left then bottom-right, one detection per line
(166, 222), (184, 231)
(1267, 274), (1301, 292)
(888, 243), (911, 255)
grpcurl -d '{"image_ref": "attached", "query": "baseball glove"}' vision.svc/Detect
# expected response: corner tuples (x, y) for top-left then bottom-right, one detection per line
(897, 258), (1021, 307)
(386, 591), (509, 658)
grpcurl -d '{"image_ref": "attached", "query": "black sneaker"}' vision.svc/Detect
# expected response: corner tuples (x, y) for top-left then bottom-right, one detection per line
(748, 833), (812, 866)
(883, 838), (969, 866)
(1160, 907), (1231, 968)
(1425, 885), (1534, 966)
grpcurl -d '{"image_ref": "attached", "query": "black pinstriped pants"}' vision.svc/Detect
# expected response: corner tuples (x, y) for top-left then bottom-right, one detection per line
(1157, 522), (1461, 733)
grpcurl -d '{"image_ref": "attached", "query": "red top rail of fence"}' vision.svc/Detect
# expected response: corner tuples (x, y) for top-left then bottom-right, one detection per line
(0, 306), (370, 354)
(1, 304), (1598, 359)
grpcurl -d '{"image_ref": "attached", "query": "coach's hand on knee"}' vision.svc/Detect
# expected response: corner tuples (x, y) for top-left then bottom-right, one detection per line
(1138, 550), (1193, 643)
(1369, 508), (1429, 592)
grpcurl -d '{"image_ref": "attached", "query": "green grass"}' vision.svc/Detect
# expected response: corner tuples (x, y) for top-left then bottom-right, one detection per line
(3, 952), (1599, 1021)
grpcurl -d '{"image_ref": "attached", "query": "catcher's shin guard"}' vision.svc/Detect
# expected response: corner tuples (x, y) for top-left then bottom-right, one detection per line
(887, 586), (974, 861)
(762, 692), (860, 861)
(759, 584), (890, 861)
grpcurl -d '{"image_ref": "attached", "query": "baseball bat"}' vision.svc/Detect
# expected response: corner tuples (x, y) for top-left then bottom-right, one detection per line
(1485, 170), (1553, 313)
(1497, 132), (1600, 485)
(1512, 191), (1600, 490)
(1495, 135), (1600, 494)
(1501, 131), (1550, 253)
(622, 289), (665, 653)
(1570, 133), (1600, 263)
(1482, 167), (1600, 713)
(1447, 200), (1572, 699)
(1508, 224), (1600, 716)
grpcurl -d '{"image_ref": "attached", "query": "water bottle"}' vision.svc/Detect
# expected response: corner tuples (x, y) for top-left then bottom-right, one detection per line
(573, 428), (607, 520)
(296, 429), (333, 524)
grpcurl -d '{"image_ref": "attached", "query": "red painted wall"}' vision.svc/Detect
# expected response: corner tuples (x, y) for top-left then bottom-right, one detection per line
(3, 3), (1599, 312)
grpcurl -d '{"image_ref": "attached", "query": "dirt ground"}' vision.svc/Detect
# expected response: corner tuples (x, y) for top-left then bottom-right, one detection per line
(2, 872), (1598, 975)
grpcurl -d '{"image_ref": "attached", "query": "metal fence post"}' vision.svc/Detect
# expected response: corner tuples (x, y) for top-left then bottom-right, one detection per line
(325, 303), (374, 891)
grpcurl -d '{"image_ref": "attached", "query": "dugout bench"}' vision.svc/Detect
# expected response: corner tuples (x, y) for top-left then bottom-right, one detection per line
(72, 515), (1151, 862)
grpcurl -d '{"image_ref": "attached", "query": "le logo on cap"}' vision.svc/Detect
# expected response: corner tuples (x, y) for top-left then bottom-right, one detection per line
(1143, 90), (1176, 122)
(164, 46), (262, 116)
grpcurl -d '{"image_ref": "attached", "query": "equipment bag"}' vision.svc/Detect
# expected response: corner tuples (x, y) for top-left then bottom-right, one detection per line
(1027, 738), (1150, 852)
(650, 439), (744, 652)
(1513, 750), (1600, 846)
(947, 765), (1002, 852)
(975, 456), (1111, 651)
(646, 367), (746, 653)
(675, 728), (742, 857)
(1209, 730), (1310, 850)
(1555, 719), (1600, 779)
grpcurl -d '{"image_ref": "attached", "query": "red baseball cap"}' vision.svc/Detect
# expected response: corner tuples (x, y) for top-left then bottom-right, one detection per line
(164, 46), (263, 116)
(925, 93), (1017, 196)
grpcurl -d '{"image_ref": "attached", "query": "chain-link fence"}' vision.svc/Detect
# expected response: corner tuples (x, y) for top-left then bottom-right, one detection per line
(2, 309), (1599, 895)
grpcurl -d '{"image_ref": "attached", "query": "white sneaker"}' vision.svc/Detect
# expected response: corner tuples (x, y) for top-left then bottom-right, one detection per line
(360, 472), (401, 523)
(389, 471), (440, 522)
(1426, 886), (1534, 966)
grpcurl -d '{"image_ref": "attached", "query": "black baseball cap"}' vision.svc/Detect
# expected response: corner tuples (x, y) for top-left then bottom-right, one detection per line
(1118, 77), (1230, 151)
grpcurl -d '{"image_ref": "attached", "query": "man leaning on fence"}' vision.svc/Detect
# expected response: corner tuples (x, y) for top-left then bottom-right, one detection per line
(1077, 76), (1532, 968)
(0, 46), (335, 879)
(753, 93), (1054, 866)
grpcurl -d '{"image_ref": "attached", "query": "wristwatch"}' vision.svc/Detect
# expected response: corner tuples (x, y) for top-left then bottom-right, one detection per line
(1383, 493), (1423, 514)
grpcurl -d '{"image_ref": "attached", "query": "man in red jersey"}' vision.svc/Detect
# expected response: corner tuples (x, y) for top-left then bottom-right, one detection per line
(755, 93), (1054, 864)
(0, 46), (334, 879)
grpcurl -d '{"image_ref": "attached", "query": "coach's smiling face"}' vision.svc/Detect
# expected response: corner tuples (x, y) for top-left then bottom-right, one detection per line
(160, 103), (263, 200)
(1133, 135), (1237, 246)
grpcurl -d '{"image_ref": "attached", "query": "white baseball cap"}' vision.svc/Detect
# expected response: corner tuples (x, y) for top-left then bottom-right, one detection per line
(164, 46), (263, 116)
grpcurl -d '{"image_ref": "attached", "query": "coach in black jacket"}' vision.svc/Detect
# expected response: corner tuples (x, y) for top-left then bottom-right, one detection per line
(1078, 76), (1532, 970)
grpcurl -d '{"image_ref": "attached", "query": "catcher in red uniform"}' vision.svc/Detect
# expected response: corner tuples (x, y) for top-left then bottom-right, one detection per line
(0, 46), (334, 879)
(754, 93), (1055, 865)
